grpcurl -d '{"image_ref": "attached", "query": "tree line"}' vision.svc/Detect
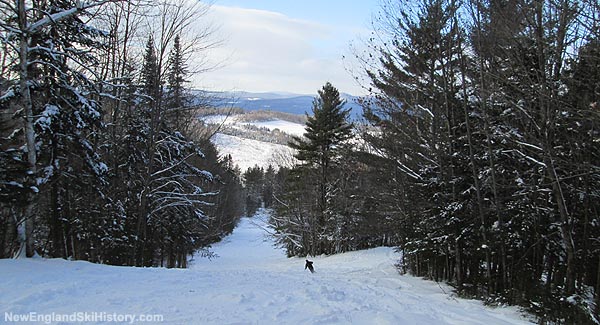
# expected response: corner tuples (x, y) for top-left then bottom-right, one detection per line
(0, 0), (244, 267)
(269, 0), (599, 323)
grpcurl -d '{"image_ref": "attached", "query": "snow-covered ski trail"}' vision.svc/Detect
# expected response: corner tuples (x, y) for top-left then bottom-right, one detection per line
(1, 209), (533, 324)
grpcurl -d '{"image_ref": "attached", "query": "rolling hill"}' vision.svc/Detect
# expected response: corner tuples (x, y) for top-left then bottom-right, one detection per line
(196, 91), (364, 119)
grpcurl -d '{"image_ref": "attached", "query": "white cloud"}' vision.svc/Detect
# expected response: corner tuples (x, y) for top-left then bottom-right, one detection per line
(193, 5), (365, 95)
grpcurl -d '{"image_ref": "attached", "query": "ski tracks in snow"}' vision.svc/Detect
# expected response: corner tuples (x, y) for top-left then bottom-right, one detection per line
(188, 210), (533, 324)
(0, 209), (533, 324)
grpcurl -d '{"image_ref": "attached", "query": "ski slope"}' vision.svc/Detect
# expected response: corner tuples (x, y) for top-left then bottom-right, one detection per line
(212, 133), (294, 171)
(0, 210), (533, 324)
(203, 115), (306, 137)
(202, 114), (300, 170)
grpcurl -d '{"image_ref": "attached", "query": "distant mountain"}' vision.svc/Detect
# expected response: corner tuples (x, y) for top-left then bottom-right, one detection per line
(194, 91), (364, 120)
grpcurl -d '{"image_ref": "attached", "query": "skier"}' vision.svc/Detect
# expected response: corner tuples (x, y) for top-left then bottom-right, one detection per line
(305, 259), (315, 273)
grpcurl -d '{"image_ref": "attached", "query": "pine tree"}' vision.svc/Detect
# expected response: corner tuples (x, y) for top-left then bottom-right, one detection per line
(262, 165), (276, 208)
(562, 35), (600, 322)
(354, 0), (599, 321)
(0, 0), (244, 267)
(165, 34), (190, 132)
(167, 34), (187, 110)
(361, 0), (472, 286)
(275, 82), (353, 256)
(243, 165), (264, 216)
(141, 36), (160, 100)
(290, 82), (353, 169)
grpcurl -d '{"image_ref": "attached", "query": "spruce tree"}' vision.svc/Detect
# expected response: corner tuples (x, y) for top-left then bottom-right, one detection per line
(167, 35), (187, 110)
(0, 0), (246, 267)
(243, 165), (265, 216)
(290, 82), (353, 218)
(141, 36), (160, 100)
(361, 0), (470, 285)
(165, 34), (189, 132)
(354, 0), (599, 321)
(290, 82), (353, 169)
(276, 82), (353, 256)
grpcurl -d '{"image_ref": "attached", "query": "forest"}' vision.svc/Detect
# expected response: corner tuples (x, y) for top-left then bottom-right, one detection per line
(1, 0), (599, 323)
(263, 0), (599, 323)
(0, 0), (244, 267)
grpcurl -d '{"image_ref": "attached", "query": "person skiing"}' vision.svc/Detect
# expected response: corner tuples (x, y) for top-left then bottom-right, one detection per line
(305, 259), (315, 273)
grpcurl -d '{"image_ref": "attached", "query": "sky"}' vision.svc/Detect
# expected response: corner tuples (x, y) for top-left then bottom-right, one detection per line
(194, 0), (381, 96)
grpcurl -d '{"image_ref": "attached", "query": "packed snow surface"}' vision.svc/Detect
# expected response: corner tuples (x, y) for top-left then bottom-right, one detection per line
(1, 210), (532, 324)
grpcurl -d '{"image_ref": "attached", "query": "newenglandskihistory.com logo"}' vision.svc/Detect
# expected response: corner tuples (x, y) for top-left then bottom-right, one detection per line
(4, 311), (164, 324)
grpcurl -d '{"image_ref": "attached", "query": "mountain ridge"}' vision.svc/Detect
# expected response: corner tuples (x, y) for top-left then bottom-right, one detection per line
(193, 90), (364, 119)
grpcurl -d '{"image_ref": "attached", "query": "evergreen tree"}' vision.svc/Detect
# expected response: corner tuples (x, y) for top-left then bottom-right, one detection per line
(243, 165), (264, 216)
(361, 0), (472, 286)
(167, 34), (187, 109)
(262, 165), (276, 208)
(141, 36), (160, 100)
(165, 34), (190, 132)
(0, 0), (243, 268)
(274, 82), (353, 256)
(290, 82), (353, 169)
(354, 0), (599, 321)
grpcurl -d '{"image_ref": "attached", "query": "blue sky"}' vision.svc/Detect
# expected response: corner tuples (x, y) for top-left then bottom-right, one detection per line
(216, 0), (378, 28)
(195, 0), (380, 95)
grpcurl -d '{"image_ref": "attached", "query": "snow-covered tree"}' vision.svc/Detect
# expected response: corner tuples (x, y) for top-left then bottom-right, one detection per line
(274, 82), (354, 256)
(360, 0), (474, 286)
(0, 0), (115, 258)
(353, 0), (600, 322)
(0, 0), (244, 268)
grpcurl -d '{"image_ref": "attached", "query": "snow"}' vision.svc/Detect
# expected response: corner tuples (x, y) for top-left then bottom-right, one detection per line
(0, 209), (533, 324)
(243, 120), (306, 137)
(201, 114), (304, 170)
(0, 89), (15, 101)
(90, 161), (108, 175)
(201, 114), (233, 125)
(202, 115), (306, 137)
(27, 7), (79, 33)
(212, 133), (295, 171)
(7, 181), (24, 188)
(36, 105), (60, 131)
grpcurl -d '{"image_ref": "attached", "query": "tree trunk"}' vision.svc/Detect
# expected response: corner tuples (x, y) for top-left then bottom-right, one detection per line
(458, 28), (492, 294)
(594, 256), (600, 320)
(547, 155), (576, 295)
(455, 239), (463, 291)
(50, 181), (65, 257)
(15, 0), (36, 258)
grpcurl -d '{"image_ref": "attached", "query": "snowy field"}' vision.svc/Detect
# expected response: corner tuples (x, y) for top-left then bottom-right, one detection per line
(202, 114), (301, 170)
(243, 119), (306, 136)
(201, 114), (236, 126)
(202, 115), (306, 137)
(211, 133), (295, 171)
(1, 210), (533, 324)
